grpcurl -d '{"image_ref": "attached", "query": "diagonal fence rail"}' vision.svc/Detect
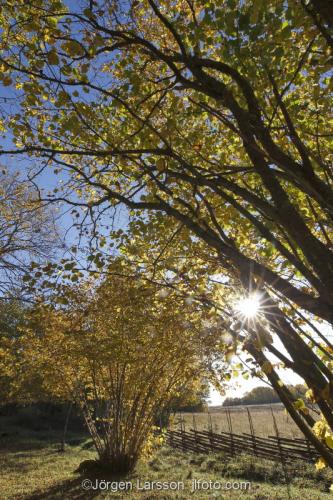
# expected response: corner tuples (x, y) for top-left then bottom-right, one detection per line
(161, 407), (333, 465)
(165, 427), (321, 463)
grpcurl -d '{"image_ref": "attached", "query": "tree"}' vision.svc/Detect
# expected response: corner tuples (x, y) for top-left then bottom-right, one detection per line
(0, 299), (53, 406)
(8, 269), (217, 474)
(223, 384), (306, 406)
(173, 383), (210, 412)
(0, 300), (26, 404)
(0, 171), (59, 298)
(0, 0), (333, 465)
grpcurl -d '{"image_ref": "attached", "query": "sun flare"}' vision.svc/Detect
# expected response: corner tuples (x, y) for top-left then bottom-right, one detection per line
(235, 293), (261, 319)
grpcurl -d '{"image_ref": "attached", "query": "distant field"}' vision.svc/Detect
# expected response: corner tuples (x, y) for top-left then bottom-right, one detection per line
(174, 404), (306, 439)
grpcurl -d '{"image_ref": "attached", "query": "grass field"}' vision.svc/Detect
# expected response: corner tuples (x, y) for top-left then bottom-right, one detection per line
(174, 404), (305, 439)
(1, 411), (332, 499)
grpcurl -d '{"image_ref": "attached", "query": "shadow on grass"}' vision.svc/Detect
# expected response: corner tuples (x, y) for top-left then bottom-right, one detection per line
(24, 477), (100, 500)
(0, 431), (89, 454)
(25, 465), (135, 500)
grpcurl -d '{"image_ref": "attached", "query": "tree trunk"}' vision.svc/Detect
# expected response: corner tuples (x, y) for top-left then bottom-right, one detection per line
(246, 341), (333, 469)
(60, 401), (72, 452)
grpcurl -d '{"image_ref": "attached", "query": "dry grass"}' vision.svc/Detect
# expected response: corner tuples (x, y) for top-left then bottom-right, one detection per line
(1, 428), (333, 499)
(1, 411), (331, 499)
(173, 404), (305, 439)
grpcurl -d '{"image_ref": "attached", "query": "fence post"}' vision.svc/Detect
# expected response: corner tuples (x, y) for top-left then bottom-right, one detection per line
(225, 408), (232, 456)
(193, 413), (199, 453)
(271, 407), (291, 499)
(226, 408), (234, 456)
(167, 416), (173, 449)
(247, 407), (257, 456)
(306, 437), (312, 461)
(181, 412), (186, 452)
(271, 407), (285, 464)
(208, 412), (215, 452)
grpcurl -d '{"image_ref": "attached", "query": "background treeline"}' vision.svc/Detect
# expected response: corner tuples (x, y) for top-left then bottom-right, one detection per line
(223, 385), (306, 407)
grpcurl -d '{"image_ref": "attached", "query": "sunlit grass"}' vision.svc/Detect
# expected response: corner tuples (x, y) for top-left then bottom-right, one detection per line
(1, 416), (332, 499)
(174, 406), (304, 438)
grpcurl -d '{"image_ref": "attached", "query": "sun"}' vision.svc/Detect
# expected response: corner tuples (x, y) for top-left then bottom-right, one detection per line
(235, 293), (262, 319)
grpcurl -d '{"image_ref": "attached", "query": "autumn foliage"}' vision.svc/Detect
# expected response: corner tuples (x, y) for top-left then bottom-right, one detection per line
(3, 272), (217, 473)
(0, 0), (333, 471)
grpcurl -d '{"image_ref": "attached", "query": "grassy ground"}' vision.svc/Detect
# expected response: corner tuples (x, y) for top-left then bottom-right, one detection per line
(1, 416), (333, 499)
(175, 405), (304, 438)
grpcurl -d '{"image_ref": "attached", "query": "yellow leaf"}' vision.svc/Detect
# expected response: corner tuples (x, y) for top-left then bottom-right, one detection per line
(325, 434), (333, 450)
(305, 388), (314, 401)
(156, 158), (166, 172)
(294, 398), (305, 410)
(262, 360), (273, 374)
(315, 457), (327, 470)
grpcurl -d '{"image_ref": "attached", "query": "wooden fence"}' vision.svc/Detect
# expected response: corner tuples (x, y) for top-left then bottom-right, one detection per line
(164, 409), (323, 464)
(165, 428), (320, 463)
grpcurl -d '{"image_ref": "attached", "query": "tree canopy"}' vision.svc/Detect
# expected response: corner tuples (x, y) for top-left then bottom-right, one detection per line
(0, 171), (59, 298)
(2, 268), (220, 471)
(0, 0), (333, 469)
